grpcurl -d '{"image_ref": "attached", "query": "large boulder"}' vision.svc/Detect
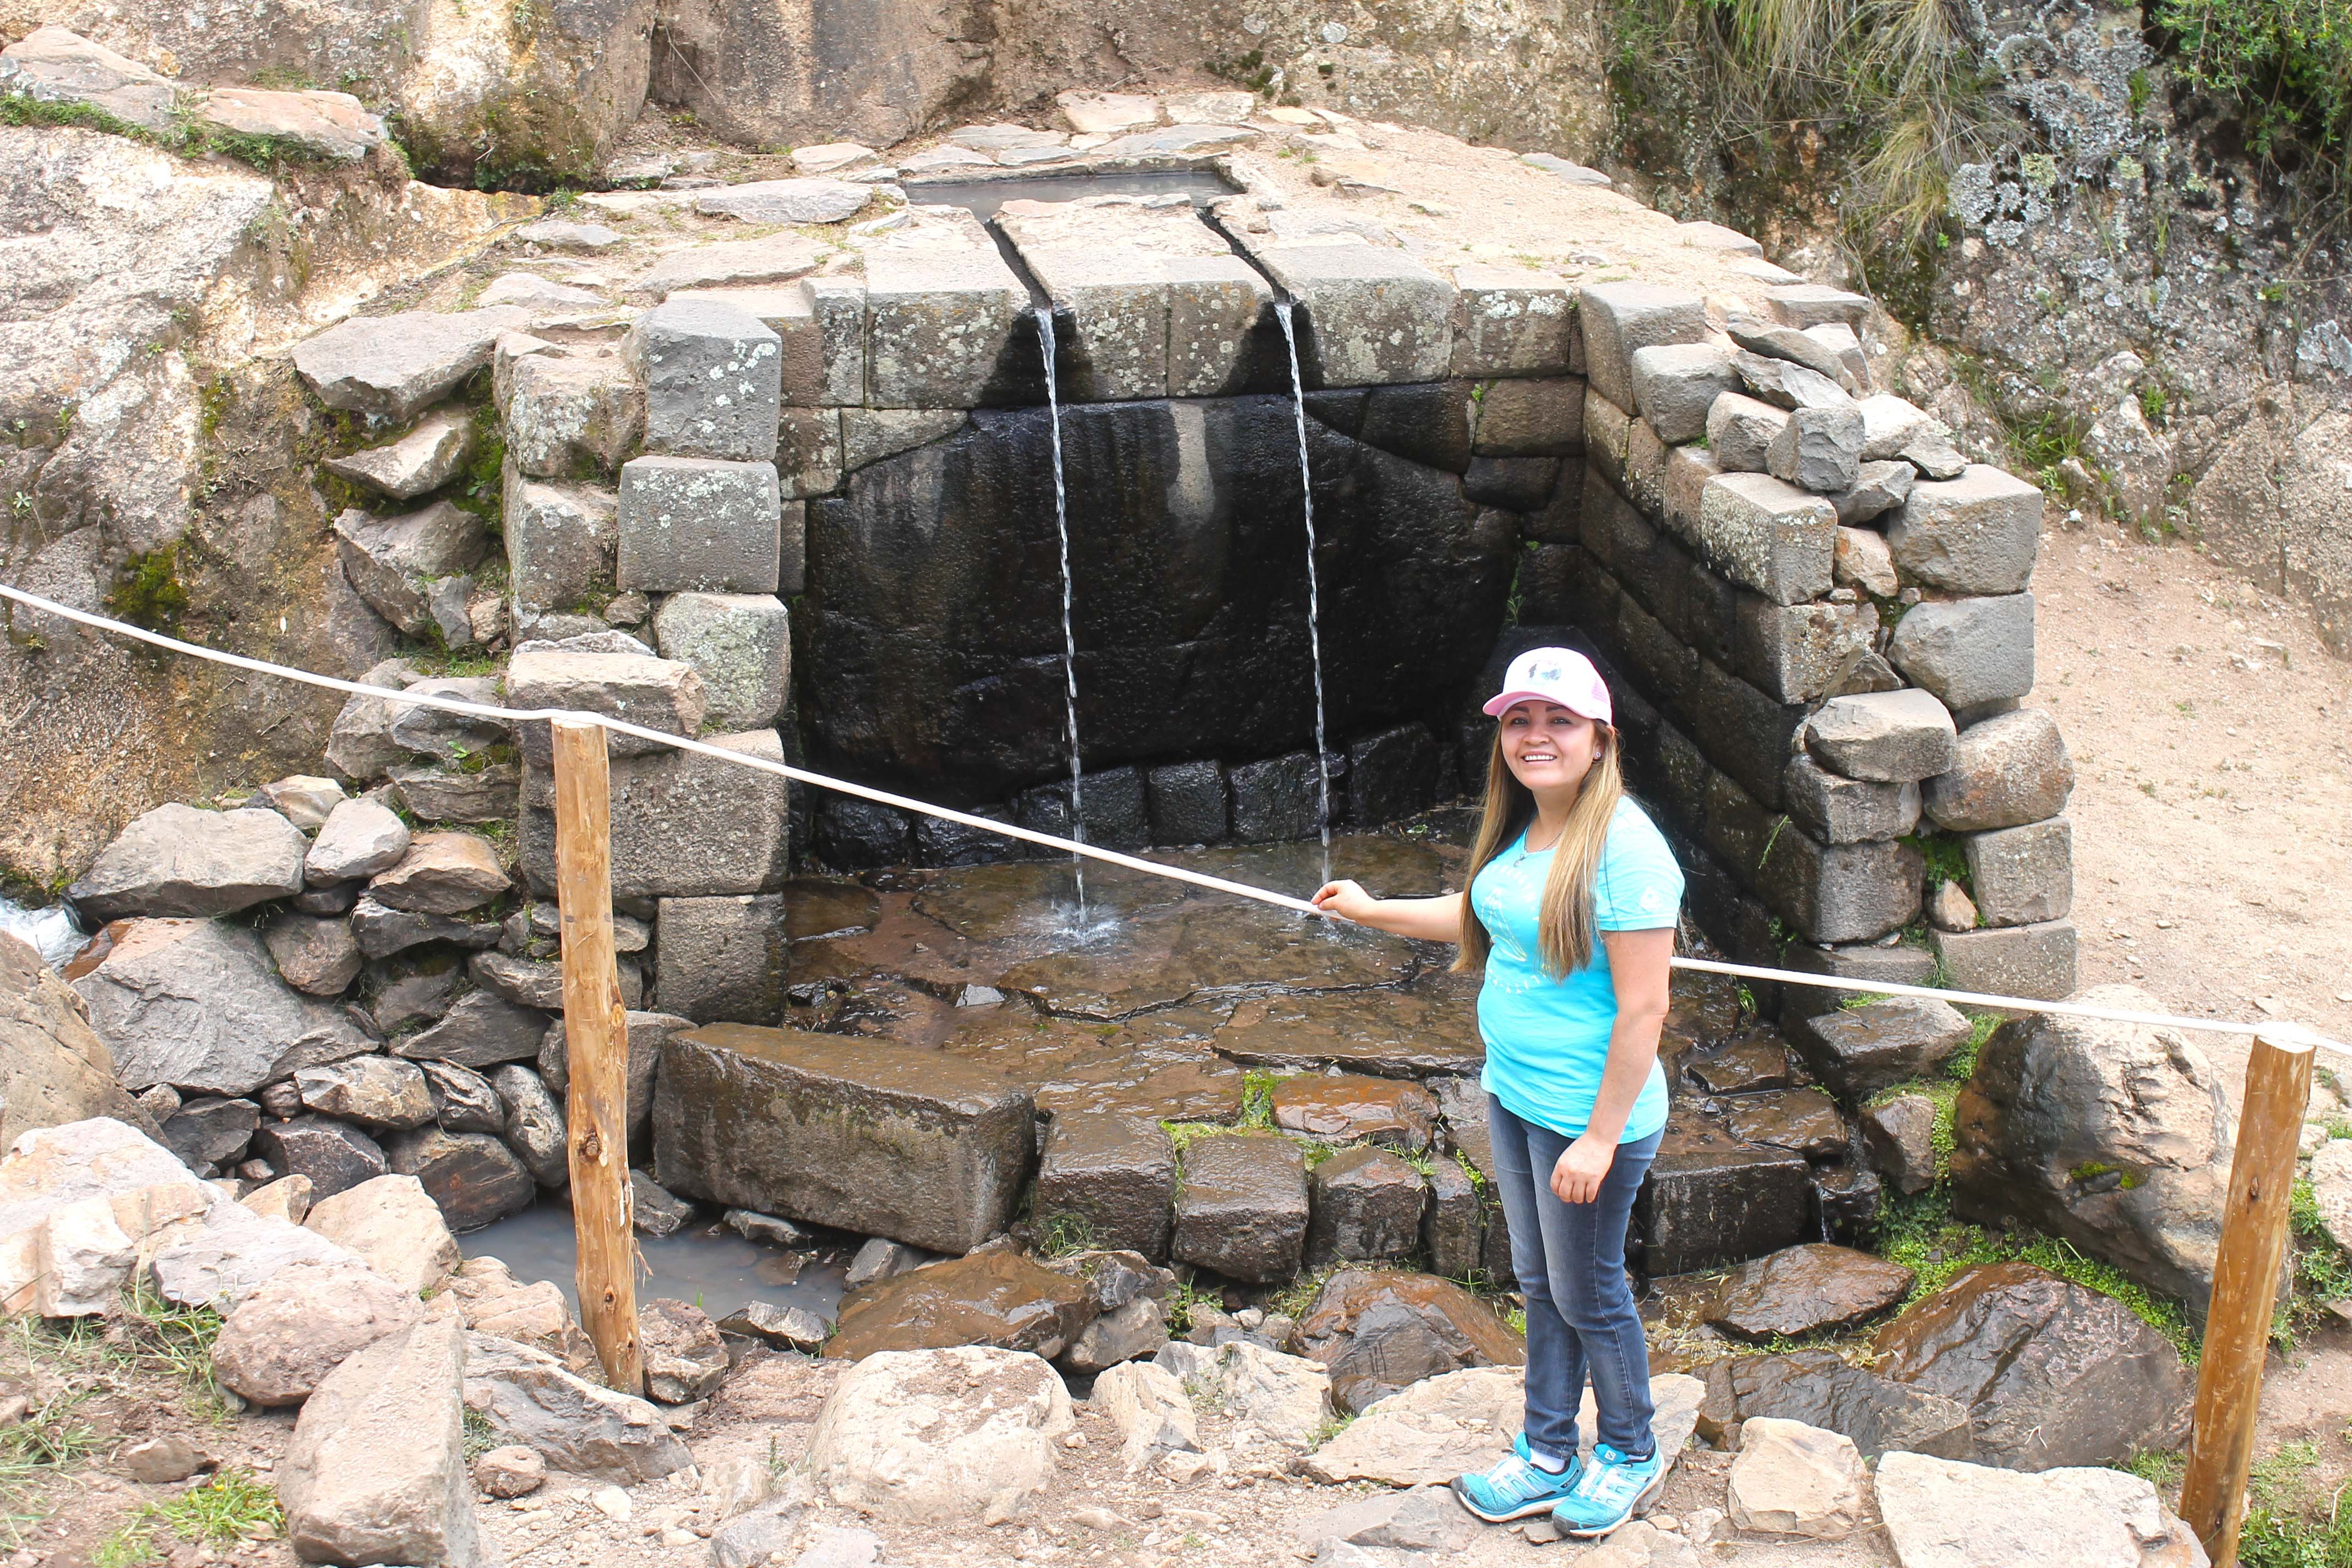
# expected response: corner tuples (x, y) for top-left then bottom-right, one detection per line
(652, 1024), (1032, 1255)
(802, 1347), (1073, 1524)
(1704, 1245), (1915, 1341)
(1286, 1270), (1525, 1414)
(462, 1331), (693, 1483)
(1950, 987), (2233, 1315)
(443, 1256), (598, 1372)
(1170, 1131), (1309, 1283)
(148, 1200), (362, 1311)
(392, 0), (656, 186)
(279, 1318), (484, 1568)
(303, 1173), (462, 1295)
(1876, 1450), (2209, 1568)
(824, 1249), (1097, 1362)
(71, 919), (374, 1097)
(1155, 1340), (1332, 1449)
(212, 1257), (422, 1407)
(1874, 1261), (2192, 1470)
(0, 1116), (217, 1315)
(1697, 1350), (1972, 1460)
(66, 805), (306, 922)
(0, 934), (157, 1150)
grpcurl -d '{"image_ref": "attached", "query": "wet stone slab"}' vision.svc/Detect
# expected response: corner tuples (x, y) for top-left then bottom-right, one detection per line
(995, 899), (1418, 1019)
(1215, 988), (1483, 1077)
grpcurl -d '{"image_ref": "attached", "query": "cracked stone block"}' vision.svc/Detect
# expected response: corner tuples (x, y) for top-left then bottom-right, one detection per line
(1885, 465), (2044, 595)
(1963, 818), (2072, 927)
(504, 648), (705, 762)
(999, 199), (1271, 400)
(1243, 244), (1456, 386)
(1471, 378), (1583, 457)
(1832, 461), (1914, 526)
(654, 895), (788, 1025)
(496, 347), (643, 480)
(1450, 263), (1577, 377)
(1782, 755), (1920, 844)
(1577, 282), (1707, 411)
(771, 407), (840, 500)
(1806, 690), (1957, 782)
(1695, 473), (1836, 605)
(520, 731), (791, 900)
(1705, 771), (1923, 944)
(503, 469), (616, 614)
(1766, 285), (1872, 330)
(863, 217), (1027, 407)
(631, 297), (783, 462)
(1930, 921), (2077, 1001)
(293, 307), (531, 422)
(1766, 405), (1865, 495)
(333, 502), (488, 639)
(616, 456), (782, 594)
(650, 592), (791, 731)
(1707, 392), (1788, 474)
(322, 410), (477, 500)
(1630, 342), (1737, 444)
(841, 409), (967, 472)
(1923, 709), (2075, 832)
(1734, 597), (1876, 705)
(1886, 594), (2036, 711)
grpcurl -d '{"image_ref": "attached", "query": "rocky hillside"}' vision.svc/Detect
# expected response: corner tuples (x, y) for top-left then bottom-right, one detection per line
(1600, 0), (2352, 656)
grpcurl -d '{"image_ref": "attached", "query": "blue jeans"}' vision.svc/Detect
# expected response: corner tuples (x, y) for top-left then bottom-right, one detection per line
(1487, 1095), (1663, 1463)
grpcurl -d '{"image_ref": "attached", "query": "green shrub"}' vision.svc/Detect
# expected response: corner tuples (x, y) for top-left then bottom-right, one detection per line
(2155, 0), (2352, 171)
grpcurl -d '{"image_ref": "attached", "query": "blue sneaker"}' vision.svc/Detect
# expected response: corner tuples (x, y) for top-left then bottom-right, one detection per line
(1551, 1441), (1665, 1537)
(1451, 1432), (1585, 1523)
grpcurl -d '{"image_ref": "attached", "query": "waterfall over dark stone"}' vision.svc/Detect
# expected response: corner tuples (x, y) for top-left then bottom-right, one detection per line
(801, 393), (1514, 802)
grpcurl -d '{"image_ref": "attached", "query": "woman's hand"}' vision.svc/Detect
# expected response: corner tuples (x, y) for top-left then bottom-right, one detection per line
(1312, 880), (1377, 923)
(1550, 1134), (1618, 1205)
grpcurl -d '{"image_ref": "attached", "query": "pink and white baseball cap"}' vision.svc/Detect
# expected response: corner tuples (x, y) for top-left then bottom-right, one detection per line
(1482, 646), (1614, 725)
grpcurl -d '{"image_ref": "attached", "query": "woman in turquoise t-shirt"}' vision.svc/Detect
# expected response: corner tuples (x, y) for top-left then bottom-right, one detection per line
(1313, 646), (1680, 1540)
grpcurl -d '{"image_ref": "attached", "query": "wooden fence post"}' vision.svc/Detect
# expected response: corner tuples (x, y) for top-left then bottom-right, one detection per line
(2179, 1026), (2317, 1566)
(550, 717), (644, 1396)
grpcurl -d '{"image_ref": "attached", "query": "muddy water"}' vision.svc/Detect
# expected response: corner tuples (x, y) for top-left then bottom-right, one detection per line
(463, 1198), (852, 1322)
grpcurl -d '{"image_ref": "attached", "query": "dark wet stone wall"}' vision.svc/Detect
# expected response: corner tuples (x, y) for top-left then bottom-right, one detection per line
(799, 392), (1515, 803)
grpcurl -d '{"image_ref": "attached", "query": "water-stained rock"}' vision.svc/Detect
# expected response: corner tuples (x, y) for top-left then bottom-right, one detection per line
(1035, 1113), (1175, 1260)
(1873, 1260), (2192, 1469)
(1704, 1244), (1915, 1341)
(1788, 998), (1974, 1100)
(824, 1248), (1097, 1361)
(1304, 1147), (1425, 1269)
(1287, 1270), (1526, 1414)
(1634, 1106), (1814, 1275)
(653, 1023), (1033, 1255)
(1682, 1028), (1795, 1095)
(1215, 989), (1484, 1078)
(383, 1128), (536, 1232)
(1272, 1074), (1439, 1150)
(1697, 1349), (1971, 1460)
(997, 900), (1417, 1020)
(1170, 1132), (1307, 1283)
(1950, 988), (2234, 1316)
(1722, 1090), (1848, 1161)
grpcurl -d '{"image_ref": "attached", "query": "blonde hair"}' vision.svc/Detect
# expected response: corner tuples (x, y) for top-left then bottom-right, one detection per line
(1453, 720), (1626, 980)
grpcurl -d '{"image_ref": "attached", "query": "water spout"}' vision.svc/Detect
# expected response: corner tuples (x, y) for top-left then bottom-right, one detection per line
(1035, 307), (1088, 927)
(1273, 302), (1335, 889)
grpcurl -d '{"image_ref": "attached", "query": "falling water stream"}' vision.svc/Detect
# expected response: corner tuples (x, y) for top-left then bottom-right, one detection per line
(1035, 308), (1088, 927)
(1274, 303), (1335, 889)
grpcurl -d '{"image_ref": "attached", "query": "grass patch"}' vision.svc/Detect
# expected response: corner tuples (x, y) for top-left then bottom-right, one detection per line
(1307, 1411), (1355, 1449)
(1875, 1188), (2198, 1360)
(2282, 1177), (2352, 1342)
(94, 1469), (285, 1568)
(1162, 1280), (1220, 1336)
(1036, 1211), (1097, 1260)
(0, 90), (337, 176)
(462, 1405), (501, 1462)
(1237, 1070), (1287, 1130)
(2234, 1436), (2352, 1568)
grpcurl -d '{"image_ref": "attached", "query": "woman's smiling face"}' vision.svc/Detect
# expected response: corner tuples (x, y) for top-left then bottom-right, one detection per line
(1500, 699), (1603, 795)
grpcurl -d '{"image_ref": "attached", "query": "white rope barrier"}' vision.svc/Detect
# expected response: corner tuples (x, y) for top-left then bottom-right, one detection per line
(4, 581), (2340, 1057)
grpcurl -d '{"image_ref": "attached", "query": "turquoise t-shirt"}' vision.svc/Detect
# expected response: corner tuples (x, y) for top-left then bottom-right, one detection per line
(1471, 797), (1682, 1144)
